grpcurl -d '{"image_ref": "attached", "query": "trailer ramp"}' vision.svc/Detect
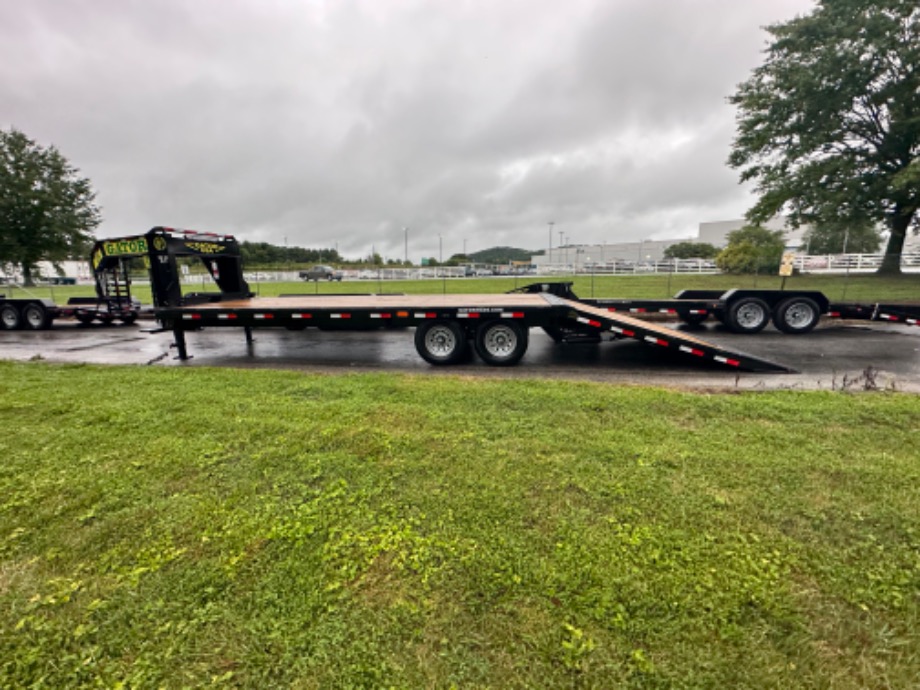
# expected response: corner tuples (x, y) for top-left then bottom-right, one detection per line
(549, 296), (793, 373)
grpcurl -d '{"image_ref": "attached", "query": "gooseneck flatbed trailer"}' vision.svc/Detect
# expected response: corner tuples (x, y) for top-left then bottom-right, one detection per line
(7, 227), (919, 374)
(86, 227), (793, 372)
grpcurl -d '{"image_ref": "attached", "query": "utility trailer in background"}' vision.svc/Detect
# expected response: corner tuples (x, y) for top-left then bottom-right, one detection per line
(0, 239), (145, 331)
(97, 227), (791, 373)
(515, 283), (920, 337)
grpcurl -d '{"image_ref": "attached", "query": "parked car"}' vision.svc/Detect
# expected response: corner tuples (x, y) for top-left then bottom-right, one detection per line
(299, 265), (343, 282)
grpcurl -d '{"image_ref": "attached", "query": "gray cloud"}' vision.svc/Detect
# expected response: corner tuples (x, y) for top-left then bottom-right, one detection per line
(1, 0), (814, 259)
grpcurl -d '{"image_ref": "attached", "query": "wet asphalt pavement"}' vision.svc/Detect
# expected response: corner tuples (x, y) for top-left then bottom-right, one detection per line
(2, 317), (920, 392)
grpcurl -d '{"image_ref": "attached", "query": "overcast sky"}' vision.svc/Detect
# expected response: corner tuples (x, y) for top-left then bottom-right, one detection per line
(2, 0), (815, 261)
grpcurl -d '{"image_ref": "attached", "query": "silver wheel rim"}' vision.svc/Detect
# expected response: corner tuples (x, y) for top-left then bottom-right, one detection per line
(482, 325), (517, 358)
(785, 302), (815, 329)
(424, 325), (457, 358)
(1, 308), (17, 328)
(24, 307), (43, 328)
(736, 303), (766, 329)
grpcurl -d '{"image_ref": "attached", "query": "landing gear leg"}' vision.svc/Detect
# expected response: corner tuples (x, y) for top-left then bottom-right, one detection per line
(172, 329), (190, 360)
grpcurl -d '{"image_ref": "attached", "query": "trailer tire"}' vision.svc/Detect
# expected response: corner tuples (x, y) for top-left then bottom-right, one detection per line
(773, 297), (820, 334)
(726, 297), (770, 334)
(22, 303), (51, 330)
(75, 313), (95, 325)
(475, 320), (529, 366)
(119, 312), (139, 325)
(1, 304), (21, 330)
(414, 320), (469, 365)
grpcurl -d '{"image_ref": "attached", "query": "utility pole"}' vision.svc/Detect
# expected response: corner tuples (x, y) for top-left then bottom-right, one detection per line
(404, 227), (408, 265)
(548, 221), (554, 262)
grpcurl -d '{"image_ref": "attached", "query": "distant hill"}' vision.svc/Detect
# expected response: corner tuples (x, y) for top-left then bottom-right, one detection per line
(469, 246), (539, 264)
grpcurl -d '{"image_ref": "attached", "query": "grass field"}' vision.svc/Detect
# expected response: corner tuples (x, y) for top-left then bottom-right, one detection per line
(8, 271), (920, 307)
(1, 362), (919, 688)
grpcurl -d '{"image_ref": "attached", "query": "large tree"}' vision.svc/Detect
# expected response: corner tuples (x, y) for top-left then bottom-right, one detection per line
(728, 0), (919, 274)
(802, 219), (882, 253)
(0, 128), (100, 284)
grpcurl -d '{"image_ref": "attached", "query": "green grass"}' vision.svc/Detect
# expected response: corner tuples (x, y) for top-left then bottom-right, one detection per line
(9, 271), (919, 306)
(1, 362), (919, 688)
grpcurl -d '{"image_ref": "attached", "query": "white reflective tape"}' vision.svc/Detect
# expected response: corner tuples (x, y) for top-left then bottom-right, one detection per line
(610, 326), (623, 334)
(714, 355), (728, 364)
(644, 336), (657, 343)
(679, 345), (693, 353)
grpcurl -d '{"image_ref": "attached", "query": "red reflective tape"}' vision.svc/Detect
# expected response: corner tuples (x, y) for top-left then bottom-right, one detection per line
(291, 313), (312, 319)
(512, 312), (524, 318)
(727, 358), (740, 367)
(630, 308), (647, 313)
(182, 313), (201, 320)
(607, 307), (618, 312)
(679, 346), (704, 357)
(622, 329), (635, 337)
(255, 313), (274, 320)
(828, 311), (840, 317)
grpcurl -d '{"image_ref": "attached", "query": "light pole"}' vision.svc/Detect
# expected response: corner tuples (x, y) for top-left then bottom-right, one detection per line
(439, 234), (445, 294)
(404, 227), (408, 265)
(548, 221), (554, 265)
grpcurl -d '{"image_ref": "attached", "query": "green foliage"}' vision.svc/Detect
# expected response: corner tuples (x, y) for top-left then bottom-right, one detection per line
(1, 363), (920, 687)
(663, 241), (719, 260)
(716, 226), (786, 274)
(0, 128), (100, 284)
(239, 241), (340, 267)
(803, 220), (883, 254)
(729, 0), (920, 274)
(468, 246), (535, 264)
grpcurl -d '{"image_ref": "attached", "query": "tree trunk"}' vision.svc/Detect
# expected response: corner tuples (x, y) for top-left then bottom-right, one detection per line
(22, 263), (35, 287)
(877, 205), (914, 275)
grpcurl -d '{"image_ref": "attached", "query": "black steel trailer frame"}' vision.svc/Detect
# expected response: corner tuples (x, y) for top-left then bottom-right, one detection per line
(86, 227), (789, 372)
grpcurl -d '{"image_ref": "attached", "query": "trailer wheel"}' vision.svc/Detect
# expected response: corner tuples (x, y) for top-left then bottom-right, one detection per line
(726, 297), (770, 334)
(22, 303), (51, 330)
(75, 313), (95, 325)
(119, 312), (138, 325)
(773, 297), (820, 334)
(1, 304), (21, 330)
(414, 320), (469, 365)
(475, 320), (529, 366)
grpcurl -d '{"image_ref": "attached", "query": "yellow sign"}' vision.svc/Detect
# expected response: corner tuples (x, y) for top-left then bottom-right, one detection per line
(184, 241), (224, 254)
(779, 252), (796, 277)
(153, 236), (167, 251)
(103, 238), (148, 256)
